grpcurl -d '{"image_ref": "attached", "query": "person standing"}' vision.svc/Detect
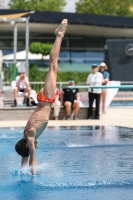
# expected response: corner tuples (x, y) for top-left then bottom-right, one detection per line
(86, 64), (103, 119)
(99, 62), (110, 117)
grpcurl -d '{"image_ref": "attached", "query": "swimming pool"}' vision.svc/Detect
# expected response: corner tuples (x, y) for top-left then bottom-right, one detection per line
(0, 126), (133, 200)
(82, 100), (133, 107)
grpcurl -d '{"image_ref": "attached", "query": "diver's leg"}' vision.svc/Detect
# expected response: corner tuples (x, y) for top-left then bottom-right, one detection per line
(43, 19), (68, 99)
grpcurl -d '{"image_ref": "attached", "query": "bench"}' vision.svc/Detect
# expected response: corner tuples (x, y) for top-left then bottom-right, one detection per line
(0, 107), (94, 120)
(49, 107), (95, 120)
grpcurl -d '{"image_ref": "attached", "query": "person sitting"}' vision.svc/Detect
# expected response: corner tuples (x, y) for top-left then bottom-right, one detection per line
(12, 72), (31, 107)
(52, 87), (61, 120)
(60, 78), (80, 120)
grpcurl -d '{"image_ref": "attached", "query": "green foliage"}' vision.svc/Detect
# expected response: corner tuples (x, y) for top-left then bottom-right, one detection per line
(56, 71), (89, 83)
(9, 0), (66, 11)
(29, 64), (89, 83)
(76, 0), (133, 17)
(29, 42), (52, 59)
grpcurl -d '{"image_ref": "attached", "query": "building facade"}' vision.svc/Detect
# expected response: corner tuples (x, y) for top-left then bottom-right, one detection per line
(1, 10), (133, 74)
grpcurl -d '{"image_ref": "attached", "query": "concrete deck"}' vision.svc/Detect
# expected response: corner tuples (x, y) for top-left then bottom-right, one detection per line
(0, 91), (133, 128)
(0, 108), (133, 128)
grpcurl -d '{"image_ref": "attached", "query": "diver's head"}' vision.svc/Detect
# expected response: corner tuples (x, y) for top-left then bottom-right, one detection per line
(15, 138), (29, 157)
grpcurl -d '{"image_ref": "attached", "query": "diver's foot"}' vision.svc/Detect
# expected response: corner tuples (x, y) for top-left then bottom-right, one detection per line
(54, 19), (68, 37)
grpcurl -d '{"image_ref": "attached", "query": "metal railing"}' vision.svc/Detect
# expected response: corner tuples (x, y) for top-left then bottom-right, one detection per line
(2, 81), (68, 92)
(75, 82), (133, 108)
(1, 81), (133, 108)
(2, 81), (133, 91)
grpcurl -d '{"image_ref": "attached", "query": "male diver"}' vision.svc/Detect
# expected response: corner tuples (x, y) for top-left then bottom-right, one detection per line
(15, 19), (68, 175)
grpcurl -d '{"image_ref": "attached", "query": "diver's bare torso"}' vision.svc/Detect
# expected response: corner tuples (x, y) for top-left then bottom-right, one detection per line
(24, 101), (51, 140)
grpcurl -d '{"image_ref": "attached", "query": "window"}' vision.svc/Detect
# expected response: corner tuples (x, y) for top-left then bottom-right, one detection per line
(83, 37), (105, 48)
(71, 51), (85, 64)
(69, 38), (83, 48)
(85, 51), (104, 64)
(59, 51), (70, 59)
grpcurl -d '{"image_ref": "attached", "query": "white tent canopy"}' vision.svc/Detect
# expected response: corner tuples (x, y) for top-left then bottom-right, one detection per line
(2, 50), (49, 61)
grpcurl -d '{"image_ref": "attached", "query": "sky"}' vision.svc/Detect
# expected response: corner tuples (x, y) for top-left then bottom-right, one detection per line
(63, 0), (78, 13)
(5, 0), (77, 12)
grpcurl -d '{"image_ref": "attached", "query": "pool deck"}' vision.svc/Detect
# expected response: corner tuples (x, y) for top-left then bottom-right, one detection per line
(0, 108), (133, 128)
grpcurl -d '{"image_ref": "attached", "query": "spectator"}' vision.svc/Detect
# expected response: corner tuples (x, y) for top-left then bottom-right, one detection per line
(86, 64), (103, 119)
(52, 88), (61, 120)
(12, 72), (31, 107)
(61, 78), (80, 120)
(99, 62), (110, 117)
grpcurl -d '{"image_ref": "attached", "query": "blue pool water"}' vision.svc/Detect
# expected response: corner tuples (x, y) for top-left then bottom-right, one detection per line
(0, 126), (133, 200)
(82, 100), (133, 107)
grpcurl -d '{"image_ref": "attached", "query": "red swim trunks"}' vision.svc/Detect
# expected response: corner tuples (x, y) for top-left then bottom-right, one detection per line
(37, 89), (56, 103)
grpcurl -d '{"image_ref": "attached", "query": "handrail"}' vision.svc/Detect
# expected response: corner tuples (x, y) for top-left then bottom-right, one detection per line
(63, 85), (133, 89)
(2, 81), (68, 91)
(3, 81), (133, 84)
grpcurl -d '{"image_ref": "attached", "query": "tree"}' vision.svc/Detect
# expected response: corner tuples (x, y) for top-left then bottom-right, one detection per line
(29, 42), (52, 59)
(76, 0), (133, 17)
(9, 0), (66, 12)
